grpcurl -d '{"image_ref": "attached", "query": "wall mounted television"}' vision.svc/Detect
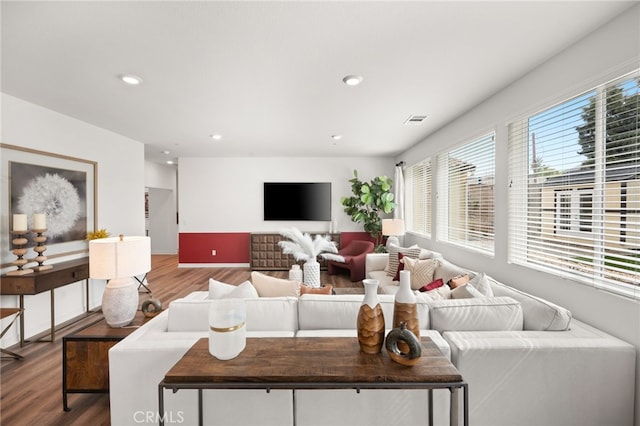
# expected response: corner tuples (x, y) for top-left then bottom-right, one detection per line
(263, 182), (331, 221)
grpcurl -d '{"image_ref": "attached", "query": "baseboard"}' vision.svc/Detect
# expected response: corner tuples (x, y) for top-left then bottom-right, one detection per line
(178, 263), (250, 268)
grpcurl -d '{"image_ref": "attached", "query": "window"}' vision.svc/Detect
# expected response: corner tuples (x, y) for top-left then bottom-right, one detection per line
(437, 132), (495, 254)
(508, 71), (640, 298)
(405, 159), (432, 237)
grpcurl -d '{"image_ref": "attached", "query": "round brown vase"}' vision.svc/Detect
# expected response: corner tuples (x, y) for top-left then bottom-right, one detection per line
(357, 279), (385, 354)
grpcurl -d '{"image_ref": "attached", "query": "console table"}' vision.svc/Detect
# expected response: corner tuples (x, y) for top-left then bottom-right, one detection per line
(250, 233), (340, 270)
(0, 257), (90, 346)
(159, 337), (468, 426)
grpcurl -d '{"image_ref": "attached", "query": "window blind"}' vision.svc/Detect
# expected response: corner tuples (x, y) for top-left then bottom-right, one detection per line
(508, 71), (640, 298)
(437, 132), (495, 254)
(406, 158), (432, 236)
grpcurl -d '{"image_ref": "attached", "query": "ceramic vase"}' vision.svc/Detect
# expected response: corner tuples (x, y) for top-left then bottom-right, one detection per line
(304, 259), (321, 288)
(289, 264), (303, 282)
(393, 270), (420, 352)
(209, 299), (246, 360)
(357, 279), (385, 354)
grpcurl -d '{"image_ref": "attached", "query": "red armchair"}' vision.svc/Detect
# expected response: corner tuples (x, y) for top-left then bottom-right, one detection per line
(327, 240), (375, 282)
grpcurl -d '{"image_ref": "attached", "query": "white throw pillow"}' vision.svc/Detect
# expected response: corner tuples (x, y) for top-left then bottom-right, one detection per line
(468, 272), (493, 297)
(451, 283), (484, 299)
(209, 279), (258, 299)
(251, 271), (301, 297)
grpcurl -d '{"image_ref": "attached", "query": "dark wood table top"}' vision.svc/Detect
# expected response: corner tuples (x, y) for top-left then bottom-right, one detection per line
(65, 312), (150, 340)
(0, 308), (22, 319)
(163, 337), (462, 386)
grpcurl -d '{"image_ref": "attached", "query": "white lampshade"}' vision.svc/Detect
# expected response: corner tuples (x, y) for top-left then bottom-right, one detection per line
(89, 235), (151, 279)
(89, 235), (151, 327)
(382, 218), (405, 236)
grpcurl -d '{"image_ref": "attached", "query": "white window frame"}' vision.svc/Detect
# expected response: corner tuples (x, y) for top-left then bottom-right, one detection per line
(508, 70), (640, 299)
(437, 132), (495, 255)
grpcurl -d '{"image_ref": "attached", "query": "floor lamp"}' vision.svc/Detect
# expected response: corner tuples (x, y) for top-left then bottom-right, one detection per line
(89, 235), (151, 327)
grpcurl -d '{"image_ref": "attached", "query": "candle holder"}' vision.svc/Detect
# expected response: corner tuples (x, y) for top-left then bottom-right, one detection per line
(31, 228), (53, 271)
(6, 230), (34, 276)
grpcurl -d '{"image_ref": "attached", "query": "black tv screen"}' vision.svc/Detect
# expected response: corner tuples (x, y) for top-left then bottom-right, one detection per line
(264, 182), (331, 221)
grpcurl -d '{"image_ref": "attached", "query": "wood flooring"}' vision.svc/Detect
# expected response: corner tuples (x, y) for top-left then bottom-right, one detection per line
(0, 255), (360, 426)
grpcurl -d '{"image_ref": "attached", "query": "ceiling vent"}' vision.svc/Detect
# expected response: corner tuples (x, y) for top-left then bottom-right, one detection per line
(403, 115), (427, 125)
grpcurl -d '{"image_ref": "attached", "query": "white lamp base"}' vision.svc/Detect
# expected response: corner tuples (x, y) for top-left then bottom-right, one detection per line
(102, 277), (139, 327)
(386, 236), (400, 249)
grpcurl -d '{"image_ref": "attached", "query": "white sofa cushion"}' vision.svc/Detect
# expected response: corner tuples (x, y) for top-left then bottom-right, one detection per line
(488, 278), (572, 331)
(298, 294), (394, 330)
(167, 297), (299, 332)
(167, 298), (213, 332)
(298, 294), (431, 331)
(429, 297), (523, 332)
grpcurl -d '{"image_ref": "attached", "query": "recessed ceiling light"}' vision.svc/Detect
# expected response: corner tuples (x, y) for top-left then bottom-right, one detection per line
(331, 135), (343, 140)
(162, 150), (170, 155)
(209, 134), (222, 140)
(166, 160), (174, 165)
(119, 74), (143, 85)
(342, 75), (363, 86)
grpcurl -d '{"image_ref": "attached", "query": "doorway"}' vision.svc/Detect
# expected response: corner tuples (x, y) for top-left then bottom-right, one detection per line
(146, 187), (178, 254)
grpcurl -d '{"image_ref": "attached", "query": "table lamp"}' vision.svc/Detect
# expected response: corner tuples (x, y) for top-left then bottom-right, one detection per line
(89, 235), (151, 327)
(382, 218), (405, 248)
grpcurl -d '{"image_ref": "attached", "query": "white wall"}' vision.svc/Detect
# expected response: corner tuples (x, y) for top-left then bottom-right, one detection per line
(178, 156), (394, 234)
(400, 6), (640, 423)
(0, 93), (145, 346)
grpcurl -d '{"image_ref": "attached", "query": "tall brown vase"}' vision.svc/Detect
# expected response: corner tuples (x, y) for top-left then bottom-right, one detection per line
(357, 279), (385, 354)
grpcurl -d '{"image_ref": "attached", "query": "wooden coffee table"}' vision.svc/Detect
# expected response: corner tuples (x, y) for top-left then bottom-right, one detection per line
(159, 337), (468, 426)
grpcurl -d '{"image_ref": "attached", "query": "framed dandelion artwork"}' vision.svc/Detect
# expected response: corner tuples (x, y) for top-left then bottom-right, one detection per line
(1, 143), (97, 265)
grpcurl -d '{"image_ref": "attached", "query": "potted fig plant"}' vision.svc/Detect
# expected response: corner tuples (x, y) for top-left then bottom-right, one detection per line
(341, 169), (396, 252)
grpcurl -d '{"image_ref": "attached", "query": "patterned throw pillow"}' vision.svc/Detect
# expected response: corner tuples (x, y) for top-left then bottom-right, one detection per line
(402, 257), (440, 290)
(386, 244), (421, 279)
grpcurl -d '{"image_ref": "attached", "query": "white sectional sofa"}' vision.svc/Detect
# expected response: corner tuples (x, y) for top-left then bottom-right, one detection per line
(109, 255), (636, 426)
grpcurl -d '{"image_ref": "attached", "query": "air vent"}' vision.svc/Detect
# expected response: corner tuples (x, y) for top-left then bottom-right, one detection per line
(403, 115), (427, 125)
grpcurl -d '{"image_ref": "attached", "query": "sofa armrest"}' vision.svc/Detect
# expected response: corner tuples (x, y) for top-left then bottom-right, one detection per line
(443, 320), (636, 426)
(365, 253), (388, 277)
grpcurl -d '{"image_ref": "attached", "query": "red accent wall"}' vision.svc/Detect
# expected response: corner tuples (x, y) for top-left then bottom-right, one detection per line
(178, 231), (380, 264)
(179, 233), (250, 264)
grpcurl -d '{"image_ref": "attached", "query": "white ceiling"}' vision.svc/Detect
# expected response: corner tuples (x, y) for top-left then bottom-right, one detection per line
(2, 1), (634, 165)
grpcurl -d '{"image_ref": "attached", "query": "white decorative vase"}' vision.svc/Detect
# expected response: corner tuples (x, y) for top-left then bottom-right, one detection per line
(393, 270), (420, 350)
(209, 299), (246, 360)
(102, 277), (139, 327)
(289, 264), (303, 282)
(303, 259), (321, 288)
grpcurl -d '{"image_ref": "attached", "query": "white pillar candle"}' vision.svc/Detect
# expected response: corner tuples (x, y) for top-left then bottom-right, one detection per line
(33, 213), (46, 230)
(13, 214), (27, 231)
